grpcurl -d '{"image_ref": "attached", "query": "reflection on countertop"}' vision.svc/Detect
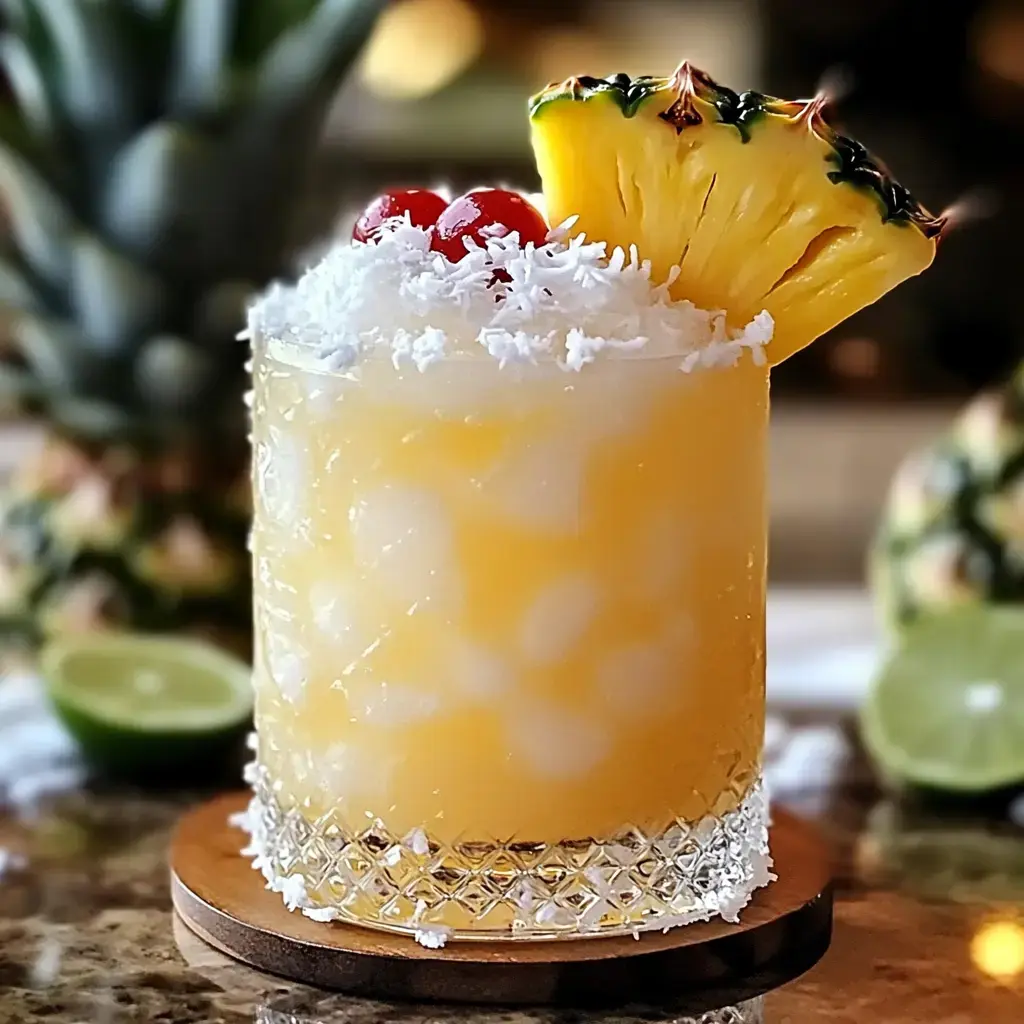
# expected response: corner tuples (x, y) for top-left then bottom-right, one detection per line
(0, 715), (1022, 1024)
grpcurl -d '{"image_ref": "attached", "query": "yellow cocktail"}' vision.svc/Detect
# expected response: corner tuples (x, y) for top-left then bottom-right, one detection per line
(241, 217), (774, 942)
(239, 56), (943, 943)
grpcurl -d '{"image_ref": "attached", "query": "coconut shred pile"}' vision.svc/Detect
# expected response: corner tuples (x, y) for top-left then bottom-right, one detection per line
(245, 217), (774, 373)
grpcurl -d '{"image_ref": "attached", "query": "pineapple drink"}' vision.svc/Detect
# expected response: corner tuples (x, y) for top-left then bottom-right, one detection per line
(240, 64), (943, 944)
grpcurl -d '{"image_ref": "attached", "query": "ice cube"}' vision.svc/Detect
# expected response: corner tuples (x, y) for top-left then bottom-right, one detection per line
(301, 374), (341, 421)
(520, 575), (601, 664)
(484, 436), (587, 533)
(319, 742), (393, 800)
(508, 701), (609, 779)
(255, 426), (307, 531)
(404, 827), (430, 856)
(261, 626), (308, 705)
(661, 610), (696, 654)
(349, 485), (461, 611)
(344, 680), (441, 727)
(255, 554), (274, 590)
(451, 641), (513, 701)
(628, 510), (689, 601)
(255, 557), (300, 623)
(595, 642), (671, 717)
(309, 579), (360, 640)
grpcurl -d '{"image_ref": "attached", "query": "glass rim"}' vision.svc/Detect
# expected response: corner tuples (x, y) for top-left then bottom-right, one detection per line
(256, 331), (768, 376)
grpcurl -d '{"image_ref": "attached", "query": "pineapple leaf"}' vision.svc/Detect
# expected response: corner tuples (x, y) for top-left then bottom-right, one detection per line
(13, 315), (95, 393)
(0, 93), (52, 167)
(0, 32), (56, 141)
(0, 139), (76, 287)
(235, 0), (319, 68)
(0, 0), (29, 32)
(51, 396), (135, 439)
(207, 0), (385, 277)
(101, 123), (210, 271)
(0, 3), (60, 133)
(135, 334), (215, 411)
(0, 358), (43, 408)
(254, 0), (386, 106)
(128, 0), (172, 15)
(0, 254), (41, 311)
(206, 107), (322, 283)
(33, 0), (138, 135)
(169, 0), (238, 116)
(70, 235), (166, 353)
(193, 280), (255, 345)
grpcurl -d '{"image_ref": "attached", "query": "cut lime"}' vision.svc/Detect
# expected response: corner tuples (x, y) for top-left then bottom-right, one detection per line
(41, 633), (253, 781)
(861, 608), (1024, 793)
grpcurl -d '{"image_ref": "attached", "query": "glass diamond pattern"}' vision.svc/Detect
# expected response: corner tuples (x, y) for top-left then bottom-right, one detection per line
(240, 764), (772, 941)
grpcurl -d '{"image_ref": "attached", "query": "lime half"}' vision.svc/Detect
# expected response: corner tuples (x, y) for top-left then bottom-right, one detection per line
(42, 633), (253, 781)
(861, 608), (1024, 793)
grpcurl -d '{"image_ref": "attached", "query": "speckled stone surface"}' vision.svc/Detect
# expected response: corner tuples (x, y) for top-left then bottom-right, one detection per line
(1, 724), (1023, 1023)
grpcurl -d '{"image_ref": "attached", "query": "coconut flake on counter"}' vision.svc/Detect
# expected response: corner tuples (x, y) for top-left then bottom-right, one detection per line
(244, 215), (773, 373)
(413, 924), (452, 949)
(0, 847), (27, 880)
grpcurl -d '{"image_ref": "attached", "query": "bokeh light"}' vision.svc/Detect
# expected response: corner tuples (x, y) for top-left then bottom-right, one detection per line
(970, 920), (1024, 982)
(358, 0), (484, 100)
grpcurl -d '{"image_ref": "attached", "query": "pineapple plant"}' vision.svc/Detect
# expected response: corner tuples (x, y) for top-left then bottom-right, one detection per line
(529, 64), (945, 366)
(0, 0), (385, 654)
(871, 368), (1024, 632)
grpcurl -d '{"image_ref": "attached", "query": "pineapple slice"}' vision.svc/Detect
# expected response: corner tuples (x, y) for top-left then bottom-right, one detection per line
(530, 64), (944, 365)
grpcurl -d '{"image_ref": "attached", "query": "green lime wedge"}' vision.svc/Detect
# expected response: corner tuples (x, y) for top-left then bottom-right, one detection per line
(41, 633), (253, 781)
(861, 608), (1024, 793)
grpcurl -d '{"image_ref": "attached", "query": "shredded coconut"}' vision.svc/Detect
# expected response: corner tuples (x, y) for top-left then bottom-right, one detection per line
(244, 216), (772, 373)
(404, 827), (430, 856)
(235, 754), (774, 942)
(30, 936), (63, 987)
(413, 924), (452, 949)
(233, 797), (342, 922)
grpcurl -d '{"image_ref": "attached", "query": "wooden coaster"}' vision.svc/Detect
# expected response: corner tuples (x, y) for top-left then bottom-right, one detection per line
(171, 793), (832, 1010)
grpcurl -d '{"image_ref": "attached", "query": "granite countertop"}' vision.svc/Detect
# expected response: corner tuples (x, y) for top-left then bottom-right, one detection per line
(2, 712), (1023, 1024)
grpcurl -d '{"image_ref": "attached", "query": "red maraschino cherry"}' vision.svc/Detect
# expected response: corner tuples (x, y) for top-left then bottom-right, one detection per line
(352, 188), (448, 243)
(431, 189), (549, 262)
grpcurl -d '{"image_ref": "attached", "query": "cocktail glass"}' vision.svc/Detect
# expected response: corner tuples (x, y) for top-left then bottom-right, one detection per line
(244, 314), (772, 942)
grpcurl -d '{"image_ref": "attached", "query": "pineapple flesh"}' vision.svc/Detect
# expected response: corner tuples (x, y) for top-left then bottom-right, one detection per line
(872, 370), (1024, 632)
(530, 65), (943, 365)
(0, 0), (385, 654)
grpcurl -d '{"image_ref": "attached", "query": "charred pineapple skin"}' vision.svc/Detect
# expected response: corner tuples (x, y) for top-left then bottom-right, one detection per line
(530, 66), (942, 365)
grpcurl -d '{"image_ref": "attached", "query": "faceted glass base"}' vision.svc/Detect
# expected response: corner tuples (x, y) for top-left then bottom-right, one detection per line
(236, 764), (772, 944)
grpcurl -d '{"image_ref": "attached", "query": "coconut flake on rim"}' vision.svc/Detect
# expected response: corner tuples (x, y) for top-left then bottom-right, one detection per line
(245, 213), (773, 373)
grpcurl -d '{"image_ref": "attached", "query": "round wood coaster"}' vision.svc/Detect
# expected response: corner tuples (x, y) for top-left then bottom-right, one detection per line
(171, 793), (832, 1010)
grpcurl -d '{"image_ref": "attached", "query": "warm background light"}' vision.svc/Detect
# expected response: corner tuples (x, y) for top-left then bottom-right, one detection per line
(970, 920), (1024, 981)
(358, 0), (485, 100)
(530, 28), (617, 87)
(829, 337), (882, 382)
(974, 3), (1024, 88)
